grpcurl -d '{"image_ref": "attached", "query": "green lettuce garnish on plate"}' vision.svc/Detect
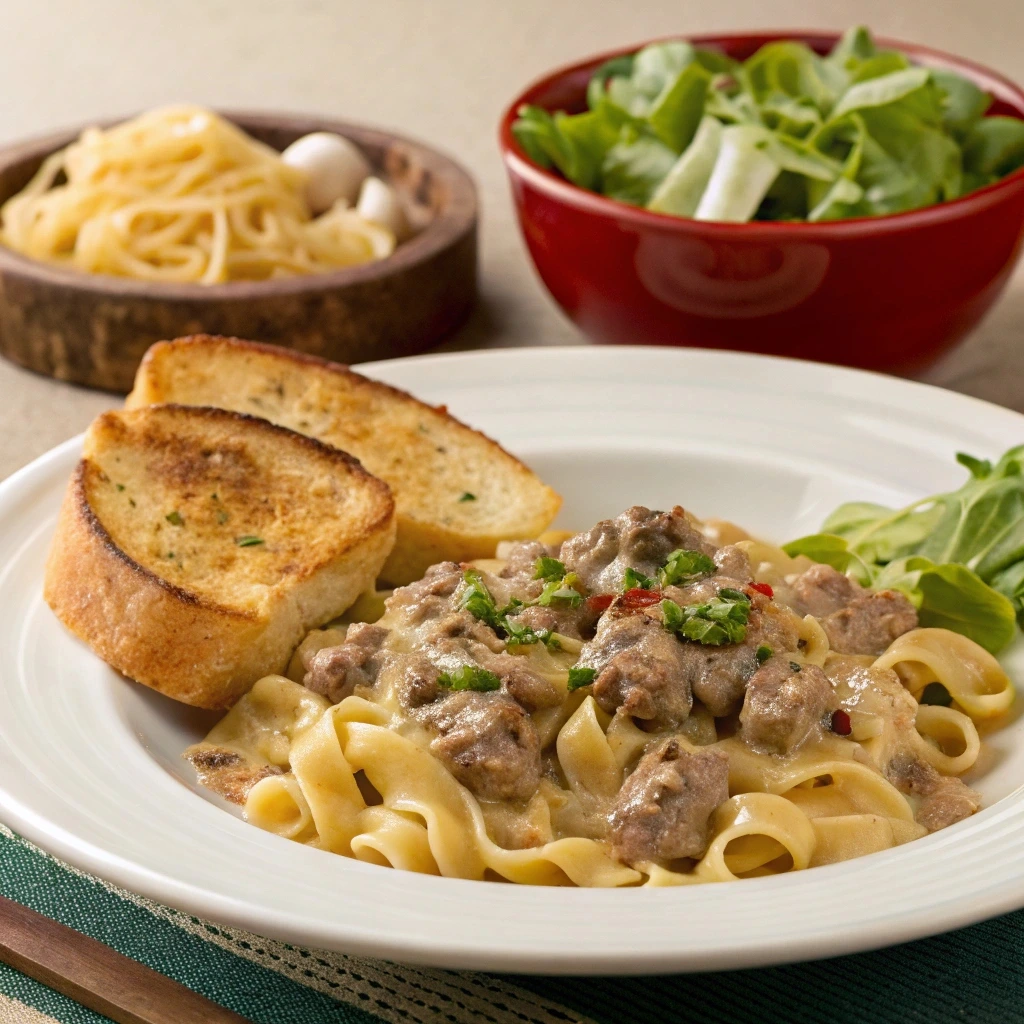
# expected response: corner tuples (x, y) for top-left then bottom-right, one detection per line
(784, 446), (1024, 654)
(512, 26), (1024, 223)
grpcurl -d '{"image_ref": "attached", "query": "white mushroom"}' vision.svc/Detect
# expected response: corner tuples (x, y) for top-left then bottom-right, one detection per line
(281, 132), (371, 214)
(356, 176), (410, 241)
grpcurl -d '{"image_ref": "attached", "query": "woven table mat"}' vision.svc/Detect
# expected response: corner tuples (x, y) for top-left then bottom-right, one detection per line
(2, 823), (1020, 1024)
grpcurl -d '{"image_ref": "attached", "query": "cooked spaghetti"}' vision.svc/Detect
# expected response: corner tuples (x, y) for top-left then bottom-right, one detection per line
(0, 106), (396, 283)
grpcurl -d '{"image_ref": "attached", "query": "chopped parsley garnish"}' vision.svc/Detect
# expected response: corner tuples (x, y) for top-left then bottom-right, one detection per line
(660, 598), (684, 631)
(661, 589), (751, 646)
(460, 569), (503, 630)
(458, 492), (477, 502)
(790, 661), (802, 673)
(459, 570), (562, 648)
(538, 572), (584, 608)
(438, 665), (501, 692)
(567, 666), (598, 691)
(531, 558), (584, 605)
(216, 510), (229, 525)
(235, 535), (265, 547)
(503, 616), (553, 651)
(756, 644), (773, 665)
(622, 567), (657, 591)
(165, 510), (184, 526)
(659, 549), (716, 587)
(534, 556), (567, 582)
(920, 682), (954, 706)
(115, 483), (125, 492)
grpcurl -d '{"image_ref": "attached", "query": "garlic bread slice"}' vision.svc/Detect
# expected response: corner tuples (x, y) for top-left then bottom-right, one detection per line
(44, 404), (395, 708)
(126, 335), (562, 584)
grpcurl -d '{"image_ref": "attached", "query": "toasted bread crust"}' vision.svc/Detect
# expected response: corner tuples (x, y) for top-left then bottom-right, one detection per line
(45, 405), (396, 708)
(131, 334), (516, 457)
(127, 336), (562, 583)
(129, 333), (548, 486)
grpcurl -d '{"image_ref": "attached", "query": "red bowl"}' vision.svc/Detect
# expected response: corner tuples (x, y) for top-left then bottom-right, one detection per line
(499, 31), (1024, 372)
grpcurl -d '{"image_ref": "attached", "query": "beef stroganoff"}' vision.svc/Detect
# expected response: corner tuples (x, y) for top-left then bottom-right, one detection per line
(186, 506), (1013, 886)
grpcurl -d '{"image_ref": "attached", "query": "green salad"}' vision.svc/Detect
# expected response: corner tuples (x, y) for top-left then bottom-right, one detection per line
(512, 27), (1024, 223)
(784, 445), (1024, 654)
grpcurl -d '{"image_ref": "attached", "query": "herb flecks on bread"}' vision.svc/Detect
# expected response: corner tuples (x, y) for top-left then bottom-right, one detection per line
(44, 404), (395, 708)
(126, 336), (562, 584)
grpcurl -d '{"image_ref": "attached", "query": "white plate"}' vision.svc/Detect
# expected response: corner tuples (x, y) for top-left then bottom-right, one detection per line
(2, 346), (1024, 976)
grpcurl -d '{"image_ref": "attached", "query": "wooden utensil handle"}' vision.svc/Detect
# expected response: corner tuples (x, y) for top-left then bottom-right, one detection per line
(0, 894), (253, 1024)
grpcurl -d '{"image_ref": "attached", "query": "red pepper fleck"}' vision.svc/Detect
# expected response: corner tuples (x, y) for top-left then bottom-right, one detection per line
(831, 709), (852, 736)
(620, 588), (663, 609)
(587, 594), (615, 612)
(748, 581), (774, 598)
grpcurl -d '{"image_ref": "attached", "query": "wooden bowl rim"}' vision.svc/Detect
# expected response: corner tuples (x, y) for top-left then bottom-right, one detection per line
(0, 109), (478, 299)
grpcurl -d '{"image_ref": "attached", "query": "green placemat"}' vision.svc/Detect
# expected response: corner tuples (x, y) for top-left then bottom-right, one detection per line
(1, 822), (1018, 1024)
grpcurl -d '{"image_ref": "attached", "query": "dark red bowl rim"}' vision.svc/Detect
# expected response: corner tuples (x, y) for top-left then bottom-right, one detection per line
(498, 29), (1024, 236)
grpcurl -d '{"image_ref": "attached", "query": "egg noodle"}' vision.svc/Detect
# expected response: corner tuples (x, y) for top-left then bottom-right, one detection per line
(0, 106), (395, 283)
(186, 525), (1015, 888)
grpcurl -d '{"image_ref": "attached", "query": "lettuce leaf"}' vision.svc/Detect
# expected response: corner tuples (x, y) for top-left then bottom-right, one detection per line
(603, 41), (697, 117)
(789, 446), (1024, 651)
(917, 446), (1024, 577)
(856, 107), (963, 210)
(512, 106), (608, 190)
(964, 116), (1024, 177)
(781, 533), (874, 584)
(648, 116), (723, 216)
(822, 498), (942, 562)
(782, 535), (1016, 653)
(693, 49), (741, 77)
(830, 67), (931, 118)
(512, 102), (643, 192)
(602, 126), (678, 205)
(633, 42), (697, 103)
(742, 41), (846, 114)
(587, 54), (636, 111)
(826, 26), (877, 70)
(759, 95), (823, 137)
(850, 53), (912, 83)
(692, 124), (782, 221)
(991, 561), (1024, 625)
(648, 62), (711, 152)
(513, 25), (1020, 223)
(873, 557), (1017, 653)
(932, 69), (992, 136)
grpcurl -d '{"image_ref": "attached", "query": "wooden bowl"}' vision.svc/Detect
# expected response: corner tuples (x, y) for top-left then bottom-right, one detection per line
(0, 112), (478, 392)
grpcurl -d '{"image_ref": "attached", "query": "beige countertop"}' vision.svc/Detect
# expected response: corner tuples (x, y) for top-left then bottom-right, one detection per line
(0, 0), (1022, 480)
